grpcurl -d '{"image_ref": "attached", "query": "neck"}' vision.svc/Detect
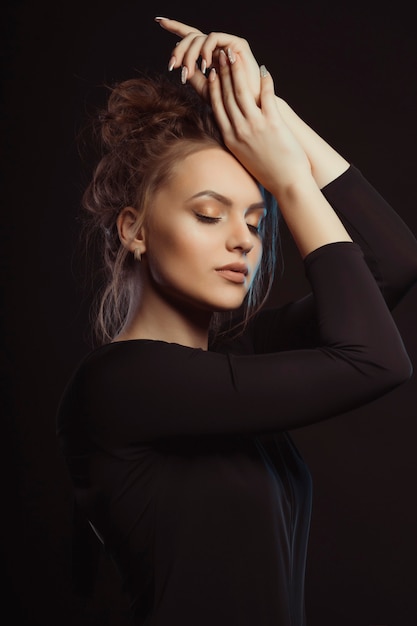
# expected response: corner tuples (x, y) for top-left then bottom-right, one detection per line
(114, 279), (213, 351)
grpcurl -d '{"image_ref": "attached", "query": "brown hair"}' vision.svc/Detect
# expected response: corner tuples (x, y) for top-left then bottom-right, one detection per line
(80, 72), (280, 346)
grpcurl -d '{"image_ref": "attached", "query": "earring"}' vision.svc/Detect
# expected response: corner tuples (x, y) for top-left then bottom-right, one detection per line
(133, 248), (142, 262)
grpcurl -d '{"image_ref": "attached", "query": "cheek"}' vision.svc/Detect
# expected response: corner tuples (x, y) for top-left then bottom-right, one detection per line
(146, 225), (203, 278)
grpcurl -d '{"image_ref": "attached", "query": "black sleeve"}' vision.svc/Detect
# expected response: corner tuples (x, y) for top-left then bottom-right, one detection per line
(240, 165), (417, 354)
(60, 242), (412, 444)
(322, 165), (417, 309)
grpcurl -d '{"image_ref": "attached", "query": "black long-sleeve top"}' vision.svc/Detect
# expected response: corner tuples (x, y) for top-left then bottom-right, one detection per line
(56, 166), (417, 626)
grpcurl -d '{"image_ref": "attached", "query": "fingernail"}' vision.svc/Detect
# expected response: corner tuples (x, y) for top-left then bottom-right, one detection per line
(168, 56), (176, 71)
(208, 67), (217, 82)
(154, 17), (170, 22)
(260, 65), (268, 77)
(201, 58), (207, 74)
(219, 49), (227, 67)
(181, 66), (188, 84)
(227, 47), (236, 64)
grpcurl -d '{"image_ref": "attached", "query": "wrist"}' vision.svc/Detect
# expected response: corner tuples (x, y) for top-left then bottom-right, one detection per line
(272, 172), (319, 206)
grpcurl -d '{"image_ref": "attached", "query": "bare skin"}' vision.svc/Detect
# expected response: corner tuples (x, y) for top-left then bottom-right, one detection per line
(155, 17), (350, 188)
(115, 19), (352, 348)
(115, 148), (264, 349)
(154, 17), (352, 256)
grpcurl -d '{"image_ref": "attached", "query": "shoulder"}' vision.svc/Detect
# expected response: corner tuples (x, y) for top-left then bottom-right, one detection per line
(56, 339), (231, 439)
(58, 339), (216, 410)
(56, 340), (195, 432)
(65, 339), (202, 391)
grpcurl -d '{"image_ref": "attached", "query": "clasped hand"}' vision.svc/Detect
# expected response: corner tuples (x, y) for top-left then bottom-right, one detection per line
(155, 18), (312, 198)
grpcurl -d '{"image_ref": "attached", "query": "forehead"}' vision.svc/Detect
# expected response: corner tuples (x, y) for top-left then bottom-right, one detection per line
(164, 147), (263, 204)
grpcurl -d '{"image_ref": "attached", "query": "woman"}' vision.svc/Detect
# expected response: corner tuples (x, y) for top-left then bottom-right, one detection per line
(56, 17), (417, 626)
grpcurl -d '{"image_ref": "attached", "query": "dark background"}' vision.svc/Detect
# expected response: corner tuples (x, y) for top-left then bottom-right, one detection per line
(1, 1), (416, 625)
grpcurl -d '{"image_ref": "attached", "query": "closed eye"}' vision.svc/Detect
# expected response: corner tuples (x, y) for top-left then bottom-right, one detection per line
(195, 213), (222, 224)
(196, 213), (261, 235)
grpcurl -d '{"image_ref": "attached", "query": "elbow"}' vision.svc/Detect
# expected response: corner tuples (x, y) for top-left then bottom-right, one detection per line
(350, 338), (413, 397)
(379, 347), (413, 391)
(368, 317), (414, 389)
(384, 264), (417, 310)
(395, 353), (413, 385)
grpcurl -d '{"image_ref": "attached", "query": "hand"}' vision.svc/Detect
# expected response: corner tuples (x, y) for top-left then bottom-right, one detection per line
(207, 51), (311, 198)
(155, 17), (262, 104)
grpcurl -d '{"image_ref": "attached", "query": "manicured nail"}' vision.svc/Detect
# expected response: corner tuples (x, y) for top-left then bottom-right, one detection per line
(208, 67), (217, 82)
(219, 49), (227, 67)
(260, 65), (268, 77)
(168, 56), (176, 71)
(154, 17), (170, 22)
(181, 66), (188, 84)
(227, 48), (236, 64)
(201, 58), (207, 74)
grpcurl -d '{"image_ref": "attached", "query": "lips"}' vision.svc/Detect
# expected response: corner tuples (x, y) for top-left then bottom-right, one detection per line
(216, 263), (249, 284)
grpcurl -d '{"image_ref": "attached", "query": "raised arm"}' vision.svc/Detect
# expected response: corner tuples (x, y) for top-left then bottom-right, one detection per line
(155, 17), (417, 307)
(205, 51), (351, 258)
(154, 18), (352, 258)
(154, 17), (349, 188)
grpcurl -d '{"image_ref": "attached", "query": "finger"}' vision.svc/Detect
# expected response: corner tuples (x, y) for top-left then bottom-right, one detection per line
(159, 20), (251, 78)
(217, 50), (245, 125)
(226, 53), (261, 116)
(155, 17), (250, 62)
(197, 32), (249, 75)
(170, 38), (228, 82)
(155, 17), (206, 75)
(167, 31), (205, 74)
(208, 69), (233, 138)
(170, 33), (229, 79)
(258, 66), (279, 117)
(181, 33), (212, 79)
(154, 17), (204, 38)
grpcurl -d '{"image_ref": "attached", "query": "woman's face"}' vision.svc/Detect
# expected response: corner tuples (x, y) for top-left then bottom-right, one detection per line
(143, 147), (265, 313)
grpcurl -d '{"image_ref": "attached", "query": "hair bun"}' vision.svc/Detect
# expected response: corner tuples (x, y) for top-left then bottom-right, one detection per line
(99, 74), (204, 149)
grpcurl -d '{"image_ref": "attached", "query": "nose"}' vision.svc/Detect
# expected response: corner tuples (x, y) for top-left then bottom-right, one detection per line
(226, 218), (254, 255)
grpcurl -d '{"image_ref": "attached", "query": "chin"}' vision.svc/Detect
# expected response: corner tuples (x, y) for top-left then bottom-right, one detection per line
(210, 298), (247, 312)
(169, 288), (248, 315)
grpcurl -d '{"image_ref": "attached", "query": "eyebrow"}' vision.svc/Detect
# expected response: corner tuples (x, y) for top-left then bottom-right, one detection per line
(186, 190), (266, 212)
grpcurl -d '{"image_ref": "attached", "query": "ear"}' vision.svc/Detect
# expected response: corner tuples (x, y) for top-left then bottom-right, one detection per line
(117, 206), (146, 256)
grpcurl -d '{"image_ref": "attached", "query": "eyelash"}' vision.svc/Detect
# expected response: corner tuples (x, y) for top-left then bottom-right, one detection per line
(195, 214), (261, 235)
(195, 213), (221, 224)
